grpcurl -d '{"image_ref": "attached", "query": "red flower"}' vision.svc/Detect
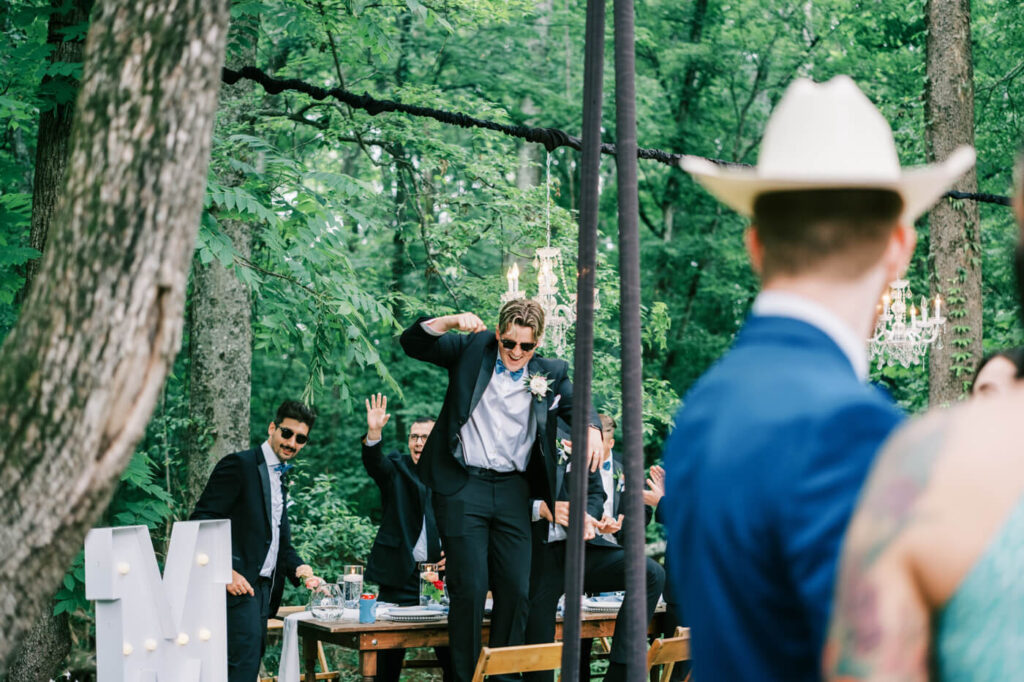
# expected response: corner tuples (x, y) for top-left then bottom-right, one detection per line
(433, 580), (445, 591)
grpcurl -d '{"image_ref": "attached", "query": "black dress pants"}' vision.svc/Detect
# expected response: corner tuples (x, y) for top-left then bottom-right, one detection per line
(433, 470), (532, 682)
(226, 575), (272, 682)
(580, 549), (665, 682)
(377, 579), (454, 682)
(523, 543), (666, 682)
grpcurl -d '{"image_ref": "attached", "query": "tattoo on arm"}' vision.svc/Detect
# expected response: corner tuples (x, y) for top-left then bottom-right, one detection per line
(825, 416), (950, 681)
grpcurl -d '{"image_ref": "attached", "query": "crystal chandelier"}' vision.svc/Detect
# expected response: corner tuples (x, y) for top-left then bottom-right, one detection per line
(501, 154), (594, 357)
(868, 278), (945, 369)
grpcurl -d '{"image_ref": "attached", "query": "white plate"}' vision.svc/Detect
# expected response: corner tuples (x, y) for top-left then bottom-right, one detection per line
(387, 612), (445, 623)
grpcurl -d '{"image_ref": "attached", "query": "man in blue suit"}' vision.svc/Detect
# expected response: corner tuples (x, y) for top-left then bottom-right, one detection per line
(661, 76), (975, 680)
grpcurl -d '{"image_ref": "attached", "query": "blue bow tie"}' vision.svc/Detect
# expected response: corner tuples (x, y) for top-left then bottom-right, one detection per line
(274, 462), (293, 475)
(496, 357), (525, 381)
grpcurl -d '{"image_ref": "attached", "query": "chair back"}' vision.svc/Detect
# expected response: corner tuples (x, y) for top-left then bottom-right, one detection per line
(646, 627), (691, 682)
(470, 642), (564, 682)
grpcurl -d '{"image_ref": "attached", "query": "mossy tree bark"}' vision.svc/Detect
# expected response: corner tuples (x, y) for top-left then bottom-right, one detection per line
(925, 0), (981, 404)
(0, 0), (230, 670)
(183, 19), (258, 514)
(9, 1), (94, 678)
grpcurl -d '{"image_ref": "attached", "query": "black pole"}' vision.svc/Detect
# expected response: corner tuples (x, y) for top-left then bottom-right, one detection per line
(563, 0), (605, 678)
(613, 0), (647, 677)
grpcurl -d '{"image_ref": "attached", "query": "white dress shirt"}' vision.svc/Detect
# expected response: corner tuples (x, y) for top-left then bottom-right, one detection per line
(752, 290), (869, 381)
(422, 320), (536, 471)
(259, 441), (285, 578)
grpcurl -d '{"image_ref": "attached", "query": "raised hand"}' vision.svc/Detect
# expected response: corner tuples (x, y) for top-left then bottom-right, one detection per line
(431, 312), (487, 334)
(643, 464), (665, 508)
(587, 425), (604, 472)
(365, 393), (391, 441)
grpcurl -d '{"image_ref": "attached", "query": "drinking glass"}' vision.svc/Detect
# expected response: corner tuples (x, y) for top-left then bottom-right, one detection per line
(339, 565), (364, 609)
(419, 562), (445, 606)
(307, 582), (343, 621)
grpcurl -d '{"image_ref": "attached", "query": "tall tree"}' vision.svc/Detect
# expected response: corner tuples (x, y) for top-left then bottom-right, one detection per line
(0, 0), (230, 669)
(925, 0), (981, 404)
(183, 16), (259, 512)
(8, 1), (93, 678)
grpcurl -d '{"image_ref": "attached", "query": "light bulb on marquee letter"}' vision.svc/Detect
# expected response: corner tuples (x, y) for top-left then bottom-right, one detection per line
(176, 632), (190, 646)
(144, 638), (158, 652)
(199, 628), (212, 641)
(117, 562), (130, 575)
(122, 642), (133, 656)
(196, 552), (209, 566)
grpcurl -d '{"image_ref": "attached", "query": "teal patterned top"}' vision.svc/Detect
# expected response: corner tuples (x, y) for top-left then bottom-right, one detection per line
(935, 497), (1024, 680)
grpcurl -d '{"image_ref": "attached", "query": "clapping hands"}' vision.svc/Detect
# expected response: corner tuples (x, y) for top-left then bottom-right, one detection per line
(643, 464), (665, 508)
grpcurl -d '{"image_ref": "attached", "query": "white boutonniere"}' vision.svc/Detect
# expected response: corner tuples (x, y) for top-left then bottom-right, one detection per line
(614, 469), (625, 493)
(525, 373), (551, 402)
(557, 438), (571, 467)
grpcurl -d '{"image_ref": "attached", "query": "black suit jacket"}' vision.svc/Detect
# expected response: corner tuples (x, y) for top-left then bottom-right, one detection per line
(531, 436), (607, 545)
(190, 446), (303, 612)
(362, 438), (442, 588)
(400, 315), (601, 506)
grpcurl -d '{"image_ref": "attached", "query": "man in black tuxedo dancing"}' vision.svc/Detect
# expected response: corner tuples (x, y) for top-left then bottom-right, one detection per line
(401, 299), (603, 682)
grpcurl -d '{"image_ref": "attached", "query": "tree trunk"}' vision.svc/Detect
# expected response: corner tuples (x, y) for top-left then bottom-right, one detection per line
(925, 0), (980, 404)
(20, 0), (94, 302)
(6, 611), (70, 682)
(184, 213), (252, 509)
(183, 21), (258, 512)
(0, 0), (230, 670)
(8, 1), (92, 678)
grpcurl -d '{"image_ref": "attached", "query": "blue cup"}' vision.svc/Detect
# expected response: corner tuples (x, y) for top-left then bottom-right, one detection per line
(358, 596), (377, 623)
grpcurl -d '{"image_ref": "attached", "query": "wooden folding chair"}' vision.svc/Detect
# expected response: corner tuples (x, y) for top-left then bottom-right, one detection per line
(471, 642), (564, 682)
(646, 627), (691, 682)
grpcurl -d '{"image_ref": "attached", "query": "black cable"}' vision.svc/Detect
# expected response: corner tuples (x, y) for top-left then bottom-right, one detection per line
(222, 66), (1012, 207)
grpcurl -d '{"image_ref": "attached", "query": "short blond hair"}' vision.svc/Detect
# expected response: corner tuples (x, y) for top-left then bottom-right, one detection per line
(498, 299), (545, 338)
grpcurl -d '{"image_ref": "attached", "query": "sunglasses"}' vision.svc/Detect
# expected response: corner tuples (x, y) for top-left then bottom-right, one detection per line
(500, 339), (537, 352)
(278, 427), (309, 445)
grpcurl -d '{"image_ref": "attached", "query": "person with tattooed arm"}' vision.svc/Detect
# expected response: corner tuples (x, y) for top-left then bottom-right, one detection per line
(825, 157), (1024, 681)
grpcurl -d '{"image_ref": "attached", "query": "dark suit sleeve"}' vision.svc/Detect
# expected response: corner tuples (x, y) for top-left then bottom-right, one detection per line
(399, 315), (477, 369)
(781, 399), (903, 652)
(551, 361), (601, 430)
(361, 436), (396, 489)
(190, 453), (242, 520)
(585, 465), (607, 520)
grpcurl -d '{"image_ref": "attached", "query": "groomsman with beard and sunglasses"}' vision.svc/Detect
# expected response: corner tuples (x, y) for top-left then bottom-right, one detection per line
(401, 299), (605, 682)
(191, 400), (323, 682)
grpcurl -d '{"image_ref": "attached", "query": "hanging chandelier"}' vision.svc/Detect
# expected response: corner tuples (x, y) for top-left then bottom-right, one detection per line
(868, 278), (945, 369)
(501, 154), (594, 357)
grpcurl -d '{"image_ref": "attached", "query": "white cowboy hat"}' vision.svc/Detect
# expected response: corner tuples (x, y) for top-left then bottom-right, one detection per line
(679, 76), (975, 222)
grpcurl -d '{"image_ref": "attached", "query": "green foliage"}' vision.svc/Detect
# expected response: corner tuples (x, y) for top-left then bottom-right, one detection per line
(8, 0), (1024, 675)
(283, 472), (377, 603)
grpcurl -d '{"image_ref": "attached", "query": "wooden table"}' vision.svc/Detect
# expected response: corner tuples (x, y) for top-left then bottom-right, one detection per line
(298, 607), (666, 682)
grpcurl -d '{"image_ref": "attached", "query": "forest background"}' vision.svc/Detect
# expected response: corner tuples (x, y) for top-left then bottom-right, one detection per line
(2, 0), (1023, 678)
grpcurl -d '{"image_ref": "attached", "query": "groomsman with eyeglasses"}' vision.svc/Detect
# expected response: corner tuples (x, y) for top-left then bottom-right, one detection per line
(191, 400), (322, 682)
(401, 299), (604, 682)
(361, 393), (452, 682)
